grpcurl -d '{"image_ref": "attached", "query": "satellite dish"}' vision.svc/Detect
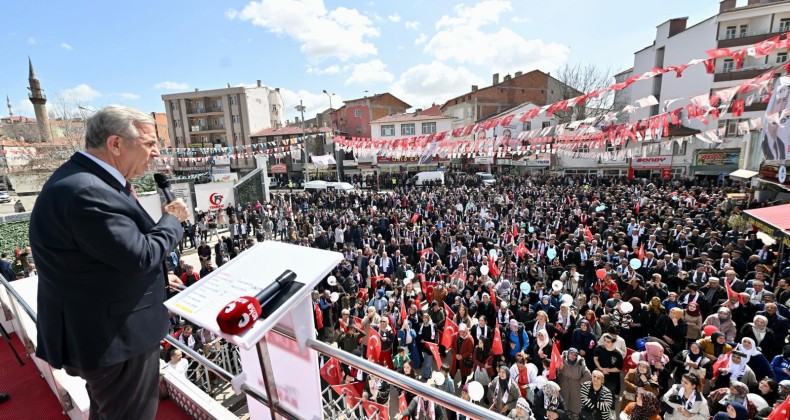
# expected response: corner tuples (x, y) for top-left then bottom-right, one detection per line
(432, 371), (445, 386)
(480, 265), (489, 276)
(406, 270), (415, 280)
(327, 276), (337, 286)
(552, 280), (563, 291)
(520, 282), (531, 294)
(467, 381), (484, 402)
(562, 294), (573, 306)
(330, 292), (340, 303)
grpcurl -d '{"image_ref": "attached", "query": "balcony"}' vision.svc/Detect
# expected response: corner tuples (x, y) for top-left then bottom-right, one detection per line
(718, 30), (787, 48)
(186, 106), (224, 115)
(190, 124), (226, 133)
(713, 67), (772, 82)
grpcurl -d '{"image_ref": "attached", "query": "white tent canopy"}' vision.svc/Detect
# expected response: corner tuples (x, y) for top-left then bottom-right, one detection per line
(310, 155), (336, 166)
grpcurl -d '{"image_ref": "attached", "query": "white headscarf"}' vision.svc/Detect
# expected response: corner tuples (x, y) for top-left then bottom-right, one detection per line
(735, 338), (760, 363)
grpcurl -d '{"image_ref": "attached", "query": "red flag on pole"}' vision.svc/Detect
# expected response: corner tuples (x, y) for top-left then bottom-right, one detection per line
(489, 287), (497, 309)
(513, 223), (519, 238)
(488, 256), (500, 277)
(635, 201), (640, 215)
(401, 299), (408, 325)
(419, 247), (432, 257)
(424, 341), (442, 369)
(584, 227), (594, 242)
(492, 325), (504, 355)
(623, 348), (638, 371)
(353, 317), (364, 330)
(441, 318), (458, 348)
(768, 396), (790, 420)
(398, 392), (409, 419)
(444, 302), (455, 320)
(320, 357), (342, 386)
(637, 243), (645, 260)
(362, 400), (390, 420)
(367, 328), (382, 361)
(548, 340), (562, 380)
(410, 213), (419, 224)
(422, 281), (437, 304)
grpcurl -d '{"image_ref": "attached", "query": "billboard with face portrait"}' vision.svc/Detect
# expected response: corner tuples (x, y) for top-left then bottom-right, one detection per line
(761, 77), (790, 162)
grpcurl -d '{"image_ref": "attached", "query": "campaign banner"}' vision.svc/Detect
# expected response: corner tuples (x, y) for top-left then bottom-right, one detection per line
(194, 182), (235, 211)
(695, 150), (739, 166)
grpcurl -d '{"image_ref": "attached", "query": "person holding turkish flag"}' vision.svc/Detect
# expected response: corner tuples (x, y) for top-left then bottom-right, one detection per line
(366, 326), (382, 362)
(548, 340), (562, 380)
(449, 323), (475, 385)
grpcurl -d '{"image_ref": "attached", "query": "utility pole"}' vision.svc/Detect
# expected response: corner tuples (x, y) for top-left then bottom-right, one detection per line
(323, 89), (340, 182)
(295, 100), (309, 183)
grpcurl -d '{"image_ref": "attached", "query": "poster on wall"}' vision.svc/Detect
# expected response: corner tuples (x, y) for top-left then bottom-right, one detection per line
(694, 150), (740, 167)
(194, 182), (235, 212)
(761, 76), (790, 162)
(170, 181), (195, 221)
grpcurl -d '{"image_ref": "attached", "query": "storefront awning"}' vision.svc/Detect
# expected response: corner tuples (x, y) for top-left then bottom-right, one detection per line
(729, 169), (758, 180)
(743, 204), (790, 237)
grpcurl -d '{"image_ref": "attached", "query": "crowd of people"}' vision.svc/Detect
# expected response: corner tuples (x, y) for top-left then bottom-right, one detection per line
(286, 171), (790, 420)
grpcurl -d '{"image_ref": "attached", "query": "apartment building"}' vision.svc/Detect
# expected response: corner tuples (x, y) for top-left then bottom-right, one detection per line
(162, 81), (285, 173)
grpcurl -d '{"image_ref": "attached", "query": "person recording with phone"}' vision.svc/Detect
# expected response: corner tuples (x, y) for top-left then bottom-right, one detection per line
(30, 106), (189, 420)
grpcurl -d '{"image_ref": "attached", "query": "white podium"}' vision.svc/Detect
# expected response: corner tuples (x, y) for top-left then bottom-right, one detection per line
(165, 241), (342, 420)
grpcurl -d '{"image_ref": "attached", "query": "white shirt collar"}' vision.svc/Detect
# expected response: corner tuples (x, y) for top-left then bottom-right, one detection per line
(79, 151), (126, 187)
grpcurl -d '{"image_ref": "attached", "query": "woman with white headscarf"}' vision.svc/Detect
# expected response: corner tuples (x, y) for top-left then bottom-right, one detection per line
(554, 303), (576, 349)
(712, 350), (757, 390)
(735, 337), (775, 381)
(533, 381), (566, 420)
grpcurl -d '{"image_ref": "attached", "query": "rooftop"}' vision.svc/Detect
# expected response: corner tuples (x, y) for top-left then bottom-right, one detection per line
(370, 105), (453, 123)
(250, 126), (332, 137)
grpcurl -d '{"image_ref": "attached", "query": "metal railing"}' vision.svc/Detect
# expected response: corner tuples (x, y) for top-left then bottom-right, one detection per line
(1, 274), (505, 420)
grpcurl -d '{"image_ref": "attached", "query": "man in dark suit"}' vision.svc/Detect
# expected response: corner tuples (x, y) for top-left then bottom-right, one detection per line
(29, 106), (188, 420)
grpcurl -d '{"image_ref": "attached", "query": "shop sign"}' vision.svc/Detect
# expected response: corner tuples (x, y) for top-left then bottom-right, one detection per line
(694, 150), (739, 166)
(630, 156), (672, 169)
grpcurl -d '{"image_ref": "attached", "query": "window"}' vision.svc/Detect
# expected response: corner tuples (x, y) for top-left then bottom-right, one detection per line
(781, 18), (790, 33)
(271, 105), (278, 115)
(522, 121), (531, 131)
(725, 26), (736, 39)
(726, 119), (739, 136)
(542, 121), (551, 129)
(739, 24), (748, 37)
(421, 122), (436, 134)
(401, 123), (415, 135)
(230, 96), (237, 105)
(672, 141), (687, 156)
(173, 119), (180, 127)
(606, 142), (623, 152)
(234, 133), (240, 140)
(723, 59), (734, 73)
(170, 101), (177, 111)
(778, 53), (788, 64)
(232, 115), (240, 123)
(354, 109), (362, 118)
(574, 144), (590, 153)
(356, 126), (363, 134)
(381, 125), (395, 136)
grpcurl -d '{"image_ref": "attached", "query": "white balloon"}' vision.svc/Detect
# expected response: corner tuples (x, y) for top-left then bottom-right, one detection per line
(406, 270), (415, 280)
(748, 393), (768, 410)
(480, 265), (490, 275)
(432, 371), (445, 386)
(619, 301), (633, 314)
(330, 292), (339, 303)
(552, 280), (563, 291)
(327, 276), (337, 286)
(561, 294), (573, 306)
(467, 381), (484, 402)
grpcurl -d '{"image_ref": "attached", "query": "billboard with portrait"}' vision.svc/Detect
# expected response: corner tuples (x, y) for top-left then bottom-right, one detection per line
(761, 77), (790, 162)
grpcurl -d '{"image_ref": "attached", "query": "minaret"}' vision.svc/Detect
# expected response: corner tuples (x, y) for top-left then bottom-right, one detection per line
(28, 57), (52, 141)
(6, 95), (12, 117)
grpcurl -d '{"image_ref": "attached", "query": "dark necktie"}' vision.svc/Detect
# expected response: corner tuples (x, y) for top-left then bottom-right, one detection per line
(126, 181), (139, 201)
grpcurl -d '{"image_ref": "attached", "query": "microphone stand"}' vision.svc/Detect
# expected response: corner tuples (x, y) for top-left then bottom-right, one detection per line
(0, 320), (24, 365)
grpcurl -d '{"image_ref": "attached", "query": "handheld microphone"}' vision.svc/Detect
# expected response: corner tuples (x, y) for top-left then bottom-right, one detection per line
(153, 172), (176, 203)
(216, 270), (297, 335)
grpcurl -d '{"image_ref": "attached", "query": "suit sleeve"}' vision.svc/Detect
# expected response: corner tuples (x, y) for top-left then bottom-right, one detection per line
(69, 185), (183, 276)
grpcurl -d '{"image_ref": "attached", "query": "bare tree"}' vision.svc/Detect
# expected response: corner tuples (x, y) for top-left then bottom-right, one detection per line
(551, 63), (615, 124)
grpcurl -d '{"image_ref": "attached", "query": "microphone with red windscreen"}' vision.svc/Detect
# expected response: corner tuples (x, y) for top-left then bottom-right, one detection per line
(216, 270), (297, 335)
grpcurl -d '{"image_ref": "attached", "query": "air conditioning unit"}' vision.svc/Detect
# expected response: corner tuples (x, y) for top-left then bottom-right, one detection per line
(191, 126), (201, 132)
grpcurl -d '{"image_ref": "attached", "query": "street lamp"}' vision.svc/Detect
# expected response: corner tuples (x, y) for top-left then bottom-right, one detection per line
(323, 89), (341, 182)
(295, 100), (308, 183)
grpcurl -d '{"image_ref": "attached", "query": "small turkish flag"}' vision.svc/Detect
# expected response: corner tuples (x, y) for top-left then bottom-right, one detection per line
(442, 318), (458, 348)
(725, 279), (744, 304)
(362, 400), (390, 420)
(712, 353), (731, 378)
(768, 396), (790, 420)
(492, 325), (504, 355)
(490, 287), (497, 308)
(367, 327), (382, 361)
(424, 341), (442, 370)
(584, 227), (594, 242)
(732, 99), (745, 117)
(314, 302), (323, 330)
(410, 213), (420, 224)
(399, 392), (409, 419)
(353, 316), (364, 330)
(637, 243), (645, 260)
(623, 348), (638, 371)
(444, 302), (455, 320)
(401, 299), (408, 325)
(331, 383), (361, 408)
(635, 201), (640, 215)
(548, 340), (562, 380)
(320, 357), (342, 386)
(423, 281), (437, 304)
(419, 247), (432, 257)
(513, 223), (519, 237)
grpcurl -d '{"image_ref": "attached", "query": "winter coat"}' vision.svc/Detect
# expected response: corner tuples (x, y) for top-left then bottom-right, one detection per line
(661, 385), (710, 420)
(684, 313), (703, 340)
(557, 353), (591, 416)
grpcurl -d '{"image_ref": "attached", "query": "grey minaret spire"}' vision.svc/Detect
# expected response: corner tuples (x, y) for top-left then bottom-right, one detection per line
(6, 95), (12, 117)
(28, 56), (52, 141)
